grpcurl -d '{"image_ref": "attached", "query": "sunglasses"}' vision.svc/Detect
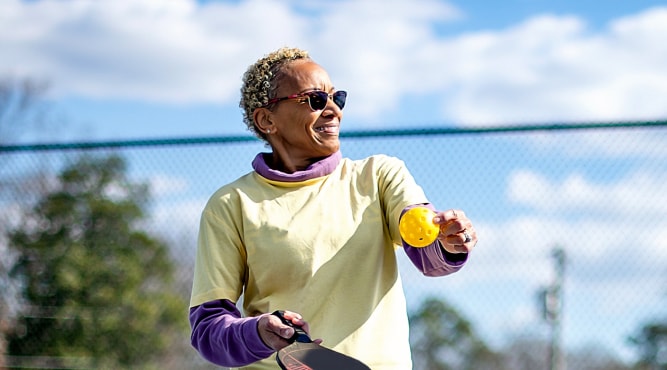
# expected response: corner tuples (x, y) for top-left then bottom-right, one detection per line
(264, 90), (347, 111)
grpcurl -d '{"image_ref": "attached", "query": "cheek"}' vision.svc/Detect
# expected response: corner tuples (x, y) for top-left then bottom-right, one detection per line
(274, 107), (319, 135)
(296, 113), (319, 131)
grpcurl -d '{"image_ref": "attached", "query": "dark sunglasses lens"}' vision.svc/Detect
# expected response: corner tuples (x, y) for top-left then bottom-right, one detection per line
(333, 91), (346, 109)
(307, 91), (329, 110)
(306, 91), (347, 110)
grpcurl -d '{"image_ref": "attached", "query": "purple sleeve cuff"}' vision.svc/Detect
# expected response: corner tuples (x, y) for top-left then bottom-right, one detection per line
(190, 299), (274, 367)
(400, 204), (468, 277)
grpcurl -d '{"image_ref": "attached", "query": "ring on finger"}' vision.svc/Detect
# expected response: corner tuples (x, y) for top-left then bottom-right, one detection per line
(463, 231), (472, 243)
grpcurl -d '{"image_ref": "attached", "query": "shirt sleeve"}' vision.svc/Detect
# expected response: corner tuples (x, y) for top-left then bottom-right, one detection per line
(190, 197), (247, 308)
(400, 204), (469, 276)
(189, 299), (274, 367)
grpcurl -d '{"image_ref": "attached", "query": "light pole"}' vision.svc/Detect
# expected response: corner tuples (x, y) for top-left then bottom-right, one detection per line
(539, 247), (566, 370)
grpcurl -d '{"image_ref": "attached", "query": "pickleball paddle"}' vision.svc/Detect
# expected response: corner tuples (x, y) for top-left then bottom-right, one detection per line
(272, 311), (370, 370)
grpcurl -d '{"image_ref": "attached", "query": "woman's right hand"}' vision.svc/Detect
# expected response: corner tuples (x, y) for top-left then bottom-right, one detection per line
(257, 310), (322, 350)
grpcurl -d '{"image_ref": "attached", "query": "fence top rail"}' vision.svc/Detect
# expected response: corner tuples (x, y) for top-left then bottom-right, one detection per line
(1, 119), (666, 153)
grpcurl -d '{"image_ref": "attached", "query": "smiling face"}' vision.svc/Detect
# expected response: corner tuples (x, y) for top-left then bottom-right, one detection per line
(253, 59), (343, 173)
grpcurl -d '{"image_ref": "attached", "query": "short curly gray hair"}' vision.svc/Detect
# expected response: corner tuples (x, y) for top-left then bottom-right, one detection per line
(239, 47), (311, 140)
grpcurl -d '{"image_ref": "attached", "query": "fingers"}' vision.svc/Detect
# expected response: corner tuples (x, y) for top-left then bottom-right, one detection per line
(257, 316), (286, 351)
(280, 310), (308, 331)
(434, 209), (468, 235)
(433, 209), (478, 254)
(257, 311), (314, 351)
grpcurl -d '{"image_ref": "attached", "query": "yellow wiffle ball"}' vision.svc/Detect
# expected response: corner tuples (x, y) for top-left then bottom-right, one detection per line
(399, 207), (439, 247)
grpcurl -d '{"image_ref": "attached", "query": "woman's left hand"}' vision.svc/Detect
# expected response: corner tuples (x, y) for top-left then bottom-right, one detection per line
(433, 209), (478, 254)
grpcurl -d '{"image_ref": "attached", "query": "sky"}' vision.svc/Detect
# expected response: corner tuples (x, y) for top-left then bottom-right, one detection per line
(2, 0), (667, 365)
(2, 0), (667, 142)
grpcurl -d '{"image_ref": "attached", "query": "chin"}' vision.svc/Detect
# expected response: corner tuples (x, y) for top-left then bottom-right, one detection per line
(325, 142), (340, 154)
(314, 138), (339, 152)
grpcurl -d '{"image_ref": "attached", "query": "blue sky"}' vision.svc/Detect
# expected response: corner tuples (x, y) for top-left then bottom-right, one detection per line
(3, 0), (667, 142)
(2, 0), (667, 364)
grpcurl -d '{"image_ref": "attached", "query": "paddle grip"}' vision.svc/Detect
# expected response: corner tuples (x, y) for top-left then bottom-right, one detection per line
(272, 310), (312, 343)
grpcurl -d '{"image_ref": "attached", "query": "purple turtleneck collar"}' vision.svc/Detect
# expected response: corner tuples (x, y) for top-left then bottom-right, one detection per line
(251, 151), (342, 182)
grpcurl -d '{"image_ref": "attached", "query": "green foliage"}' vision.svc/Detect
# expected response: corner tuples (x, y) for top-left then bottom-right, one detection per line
(629, 320), (667, 370)
(7, 154), (186, 368)
(409, 296), (505, 370)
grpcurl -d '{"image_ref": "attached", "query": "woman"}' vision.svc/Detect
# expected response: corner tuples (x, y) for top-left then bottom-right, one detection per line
(189, 47), (478, 369)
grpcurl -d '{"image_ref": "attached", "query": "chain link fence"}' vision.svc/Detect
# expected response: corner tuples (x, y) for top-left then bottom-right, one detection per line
(1, 121), (666, 369)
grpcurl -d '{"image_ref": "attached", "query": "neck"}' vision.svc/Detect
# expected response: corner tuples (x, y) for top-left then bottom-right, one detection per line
(269, 153), (326, 173)
(252, 151), (341, 182)
(268, 144), (326, 173)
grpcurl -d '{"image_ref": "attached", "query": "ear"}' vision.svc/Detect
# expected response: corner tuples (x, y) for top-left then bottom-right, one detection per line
(253, 107), (275, 135)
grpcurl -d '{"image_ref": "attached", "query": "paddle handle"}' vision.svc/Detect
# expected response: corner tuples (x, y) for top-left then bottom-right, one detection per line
(272, 310), (312, 343)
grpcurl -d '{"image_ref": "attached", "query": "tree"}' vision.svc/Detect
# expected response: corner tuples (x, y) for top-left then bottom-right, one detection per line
(409, 297), (505, 370)
(566, 344), (631, 370)
(0, 76), (57, 368)
(6, 154), (186, 369)
(629, 320), (667, 370)
(500, 334), (550, 370)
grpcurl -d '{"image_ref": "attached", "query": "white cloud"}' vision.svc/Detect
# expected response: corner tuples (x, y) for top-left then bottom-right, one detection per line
(439, 8), (667, 124)
(6, 0), (664, 124)
(0, 0), (305, 103)
(147, 173), (189, 197)
(497, 168), (667, 307)
(508, 169), (667, 216)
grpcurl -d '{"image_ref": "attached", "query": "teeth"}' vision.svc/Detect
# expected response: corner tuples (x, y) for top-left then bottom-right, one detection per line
(315, 125), (338, 133)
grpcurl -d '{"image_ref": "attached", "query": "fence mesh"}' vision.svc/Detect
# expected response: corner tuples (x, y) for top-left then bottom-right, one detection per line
(1, 121), (666, 369)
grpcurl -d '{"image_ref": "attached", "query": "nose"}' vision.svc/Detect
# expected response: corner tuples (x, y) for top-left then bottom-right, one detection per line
(322, 98), (343, 119)
(322, 94), (343, 116)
